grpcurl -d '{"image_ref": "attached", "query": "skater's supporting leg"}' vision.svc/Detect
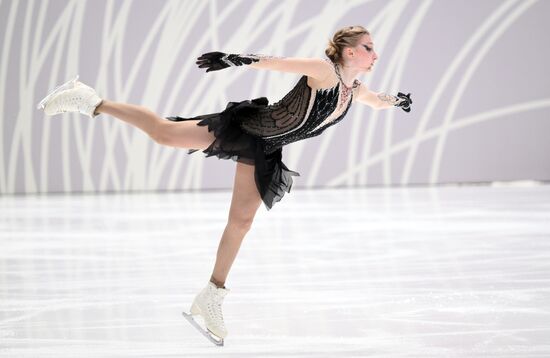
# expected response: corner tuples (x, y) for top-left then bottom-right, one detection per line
(185, 160), (260, 343)
(210, 161), (262, 287)
(95, 100), (215, 150)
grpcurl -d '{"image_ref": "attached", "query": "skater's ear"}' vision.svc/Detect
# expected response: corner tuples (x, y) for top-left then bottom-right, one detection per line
(248, 57), (331, 81)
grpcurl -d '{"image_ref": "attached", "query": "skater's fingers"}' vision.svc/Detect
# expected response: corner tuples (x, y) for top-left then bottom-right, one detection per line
(197, 53), (213, 59)
(198, 66), (214, 71)
(200, 51), (222, 56)
(196, 56), (214, 63)
(198, 52), (224, 60)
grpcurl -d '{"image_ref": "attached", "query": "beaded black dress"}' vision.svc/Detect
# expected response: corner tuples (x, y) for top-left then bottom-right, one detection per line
(166, 61), (360, 210)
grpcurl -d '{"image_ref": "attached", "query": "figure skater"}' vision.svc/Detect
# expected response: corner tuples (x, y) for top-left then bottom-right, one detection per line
(36, 25), (412, 345)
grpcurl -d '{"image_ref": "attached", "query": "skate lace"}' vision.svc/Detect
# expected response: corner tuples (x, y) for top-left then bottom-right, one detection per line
(56, 88), (94, 112)
(207, 293), (225, 328)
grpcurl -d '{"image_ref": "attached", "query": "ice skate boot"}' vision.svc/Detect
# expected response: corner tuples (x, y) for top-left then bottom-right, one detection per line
(182, 282), (229, 346)
(36, 75), (103, 118)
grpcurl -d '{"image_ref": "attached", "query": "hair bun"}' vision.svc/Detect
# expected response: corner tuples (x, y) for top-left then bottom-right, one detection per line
(324, 26), (369, 64)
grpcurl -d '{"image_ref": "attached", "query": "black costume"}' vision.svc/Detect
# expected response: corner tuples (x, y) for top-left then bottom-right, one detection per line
(167, 54), (401, 210)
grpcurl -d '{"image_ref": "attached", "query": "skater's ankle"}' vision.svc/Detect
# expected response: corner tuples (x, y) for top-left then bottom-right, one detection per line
(94, 99), (106, 115)
(210, 276), (226, 289)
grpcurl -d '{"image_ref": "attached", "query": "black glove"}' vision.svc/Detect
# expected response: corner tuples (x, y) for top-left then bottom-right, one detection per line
(395, 92), (412, 112)
(196, 52), (259, 72)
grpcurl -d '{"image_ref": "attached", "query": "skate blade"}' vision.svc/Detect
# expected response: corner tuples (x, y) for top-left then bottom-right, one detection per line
(182, 311), (224, 346)
(36, 75), (79, 110)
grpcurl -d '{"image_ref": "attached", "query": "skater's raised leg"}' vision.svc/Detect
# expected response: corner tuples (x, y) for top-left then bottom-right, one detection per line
(95, 100), (163, 140)
(95, 100), (215, 150)
(37, 76), (216, 150)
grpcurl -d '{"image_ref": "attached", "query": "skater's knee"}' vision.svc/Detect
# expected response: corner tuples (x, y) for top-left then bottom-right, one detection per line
(150, 120), (171, 145)
(227, 216), (255, 233)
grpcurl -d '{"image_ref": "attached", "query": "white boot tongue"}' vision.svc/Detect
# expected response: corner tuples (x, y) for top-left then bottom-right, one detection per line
(212, 288), (229, 299)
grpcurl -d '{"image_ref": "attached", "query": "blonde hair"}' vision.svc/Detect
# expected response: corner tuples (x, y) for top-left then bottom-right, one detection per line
(325, 25), (370, 64)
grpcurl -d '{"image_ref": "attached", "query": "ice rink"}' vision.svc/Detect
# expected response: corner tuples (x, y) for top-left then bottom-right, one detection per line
(1, 185), (549, 357)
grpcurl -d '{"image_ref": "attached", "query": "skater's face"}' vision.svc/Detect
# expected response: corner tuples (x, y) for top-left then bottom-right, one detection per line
(343, 34), (378, 72)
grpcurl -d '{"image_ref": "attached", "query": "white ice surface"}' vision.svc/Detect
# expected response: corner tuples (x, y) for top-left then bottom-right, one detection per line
(1, 185), (549, 357)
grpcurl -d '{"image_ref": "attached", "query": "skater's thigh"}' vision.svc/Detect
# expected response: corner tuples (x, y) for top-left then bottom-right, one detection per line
(156, 119), (216, 150)
(228, 162), (262, 228)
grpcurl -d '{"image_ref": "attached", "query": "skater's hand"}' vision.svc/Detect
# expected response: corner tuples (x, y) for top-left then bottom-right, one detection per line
(196, 52), (228, 72)
(196, 52), (260, 73)
(395, 92), (412, 113)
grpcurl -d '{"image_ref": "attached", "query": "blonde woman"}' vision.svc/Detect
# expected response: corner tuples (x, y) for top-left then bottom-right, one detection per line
(37, 25), (412, 345)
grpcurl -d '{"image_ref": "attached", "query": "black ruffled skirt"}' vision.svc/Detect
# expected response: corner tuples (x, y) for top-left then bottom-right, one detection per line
(166, 97), (300, 210)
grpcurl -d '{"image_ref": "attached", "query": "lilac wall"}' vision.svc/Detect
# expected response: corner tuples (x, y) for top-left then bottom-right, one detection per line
(2, 0), (549, 195)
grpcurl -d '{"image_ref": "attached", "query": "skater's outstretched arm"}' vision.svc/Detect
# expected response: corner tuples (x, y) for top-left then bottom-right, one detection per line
(196, 51), (331, 81)
(246, 55), (331, 80)
(354, 83), (413, 112)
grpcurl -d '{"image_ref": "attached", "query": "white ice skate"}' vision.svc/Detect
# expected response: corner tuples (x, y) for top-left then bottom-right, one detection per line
(182, 282), (229, 346)
(36, 75), (103, 118)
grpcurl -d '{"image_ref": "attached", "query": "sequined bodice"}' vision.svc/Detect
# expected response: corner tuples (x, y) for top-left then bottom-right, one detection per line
(238, 72), (359, 154)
